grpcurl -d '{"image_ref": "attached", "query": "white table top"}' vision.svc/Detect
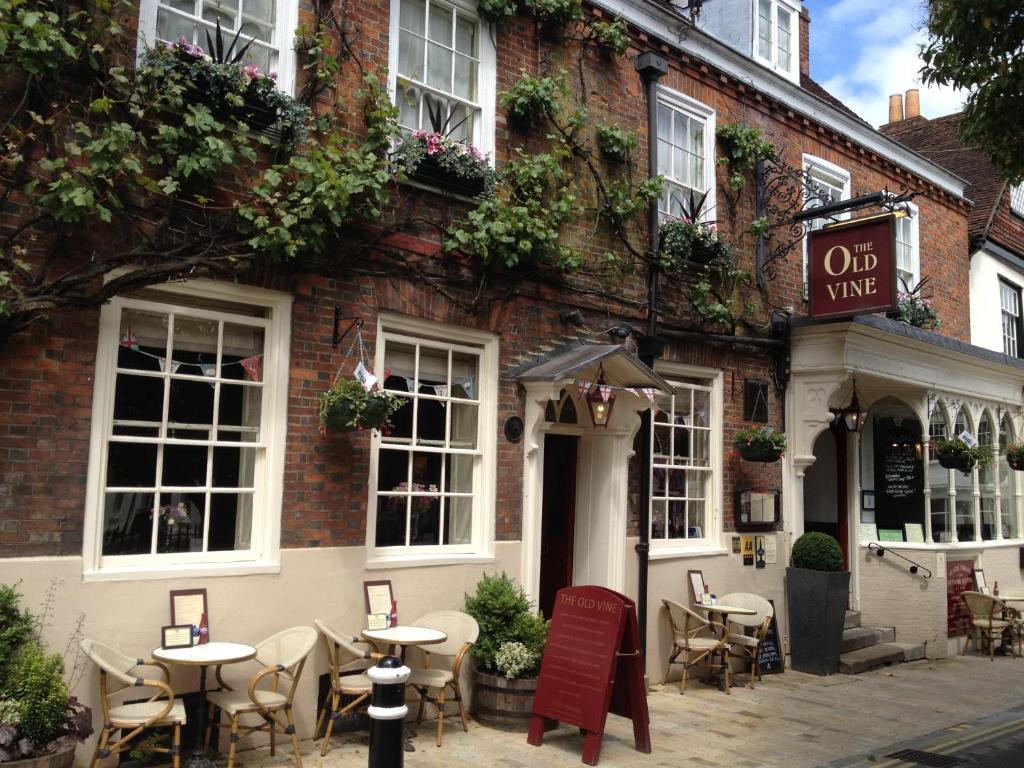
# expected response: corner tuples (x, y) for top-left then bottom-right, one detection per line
(153, 641), (257, 666)
(362, 626), (447, 646)
(693, 603), (757, 616)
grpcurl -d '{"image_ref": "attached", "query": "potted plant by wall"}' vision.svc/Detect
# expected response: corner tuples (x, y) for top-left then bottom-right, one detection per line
(318, 377), (404, 433)
(734, 425), (787, 462)
(464, 573), (548, 732)
(786, 532), (849, 675)
(0, 585), (92, 768)
(931, 438), (993, 475)
(659, 190), (730, 269)
(1005, 444), (1024, 471)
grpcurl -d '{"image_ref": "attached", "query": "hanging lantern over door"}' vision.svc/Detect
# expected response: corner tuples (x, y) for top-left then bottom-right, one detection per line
(586, 367), (616, 428)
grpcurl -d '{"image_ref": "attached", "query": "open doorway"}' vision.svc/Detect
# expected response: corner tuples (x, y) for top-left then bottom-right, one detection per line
(804, 427), (849, 568)
(539, 434), (578, 618)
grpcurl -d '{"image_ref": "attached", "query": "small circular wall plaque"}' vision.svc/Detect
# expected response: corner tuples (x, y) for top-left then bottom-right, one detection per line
(504, 416), (524, 443)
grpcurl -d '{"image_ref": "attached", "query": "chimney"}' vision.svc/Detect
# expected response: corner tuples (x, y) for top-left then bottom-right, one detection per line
(888, 93), (904, 123)
(799, 7), (810, 80)
(905, 89), (921, 119)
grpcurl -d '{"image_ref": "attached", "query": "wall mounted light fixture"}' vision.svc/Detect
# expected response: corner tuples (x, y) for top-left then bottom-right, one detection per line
(586, 366), (616, 428)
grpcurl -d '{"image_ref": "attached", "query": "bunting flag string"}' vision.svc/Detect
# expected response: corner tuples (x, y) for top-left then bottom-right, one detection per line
(574, 380), (663, 413)
(119, 340), (264, 381)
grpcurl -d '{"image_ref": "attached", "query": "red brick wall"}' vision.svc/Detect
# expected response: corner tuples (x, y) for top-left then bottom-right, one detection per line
(0, 0), (971, 554)
(989, 188), (1024, 256)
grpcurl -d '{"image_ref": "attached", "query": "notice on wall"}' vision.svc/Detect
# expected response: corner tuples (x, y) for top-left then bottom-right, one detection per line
(947, 560), (975, 637)
(528, 586), (650, 765)
(876, 423), (923, 500)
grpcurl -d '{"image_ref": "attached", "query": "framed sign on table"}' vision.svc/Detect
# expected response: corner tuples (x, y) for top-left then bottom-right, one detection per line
(688, 570), (706, 605)
(170, 588), (208, 635)
(363, 580), (393, 625)
(161, 624), (194, 650)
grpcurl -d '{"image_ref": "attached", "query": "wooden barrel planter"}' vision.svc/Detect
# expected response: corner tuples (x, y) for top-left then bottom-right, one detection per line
(473, 671), (552, 732)
(6, 746), (76, 768)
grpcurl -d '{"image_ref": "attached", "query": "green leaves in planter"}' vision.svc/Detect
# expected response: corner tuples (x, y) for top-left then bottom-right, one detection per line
(792, 532), (844, 572)
(500, 71), (565, 131)
(465, 573), (548, 678)
(930, 437), (992, 474)
(318, 377), (404, 433)
(734, 425), (786, 461)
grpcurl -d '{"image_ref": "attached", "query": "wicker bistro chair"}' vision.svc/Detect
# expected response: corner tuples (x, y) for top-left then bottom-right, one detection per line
(662, 599), (730, 694)
(204, 626), (317, 768)
(405, 610), (479, 747)
(313, 619), (384, 756)
(80, 639), (187, 768)
(960, 591), (1018, 659)
(718, 592), (774, 688)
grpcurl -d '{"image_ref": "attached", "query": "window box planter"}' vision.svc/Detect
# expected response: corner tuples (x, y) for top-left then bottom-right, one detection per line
(659, 218), (730, 269)
(410, 153), (487, 198)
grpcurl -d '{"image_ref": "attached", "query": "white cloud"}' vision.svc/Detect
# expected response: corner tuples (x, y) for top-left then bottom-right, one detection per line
(808, 2), (966, 128)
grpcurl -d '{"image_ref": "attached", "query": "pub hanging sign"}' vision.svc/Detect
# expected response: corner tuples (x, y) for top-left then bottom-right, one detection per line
(808, 214), (899, 320)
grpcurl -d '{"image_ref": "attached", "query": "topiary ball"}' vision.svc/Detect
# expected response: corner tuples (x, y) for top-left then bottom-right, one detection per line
(792, 531), (844, 571)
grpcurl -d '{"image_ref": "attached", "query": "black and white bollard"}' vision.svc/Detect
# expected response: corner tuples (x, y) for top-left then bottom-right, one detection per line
(367, 655), (410, 768)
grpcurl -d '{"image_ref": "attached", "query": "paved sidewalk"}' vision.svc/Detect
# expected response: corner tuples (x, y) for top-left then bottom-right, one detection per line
(235, 655), (1024, 768)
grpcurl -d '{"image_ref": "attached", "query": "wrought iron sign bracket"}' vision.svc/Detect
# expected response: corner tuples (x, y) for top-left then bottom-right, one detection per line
(332, 305), (363, 349)
(753, 157), (918, 288)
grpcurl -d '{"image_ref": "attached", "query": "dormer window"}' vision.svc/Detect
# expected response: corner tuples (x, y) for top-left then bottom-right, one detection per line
(754, 0), (799, 81)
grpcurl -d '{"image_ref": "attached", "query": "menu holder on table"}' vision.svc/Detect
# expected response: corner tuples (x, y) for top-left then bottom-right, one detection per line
(366, 613), (389, 631)
(364, 580), (393, 626)
(161, 624), (194, 650)
(169, 588), (209, 640)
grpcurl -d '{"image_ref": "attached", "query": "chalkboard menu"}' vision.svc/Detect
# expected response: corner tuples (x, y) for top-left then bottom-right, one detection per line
(755, 601), (784, 675)
(875, 420), (922, 500)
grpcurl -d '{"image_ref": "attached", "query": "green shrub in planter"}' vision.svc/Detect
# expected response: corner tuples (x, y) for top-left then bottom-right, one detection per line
(0, 584), (34, 688)
(464, 572), (547, 678)
(318, 378), (404, 433)
(791, 532), (844, 572)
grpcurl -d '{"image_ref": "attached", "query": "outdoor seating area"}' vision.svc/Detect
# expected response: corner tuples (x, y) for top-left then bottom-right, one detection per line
(959, 591), (1023, 659)
(663, 584), (778, 695)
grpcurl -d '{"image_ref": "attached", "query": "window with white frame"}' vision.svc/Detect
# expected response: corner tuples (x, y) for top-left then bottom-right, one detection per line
(138, 2), (298, 94)
(754, 0), (799, 81)
(84, 282), (291, 576)
(650, 373), (720, 549)
(1010, 183), (1024, 217)
(391, 0), (495, 152)
(895, 204), (920, 291)
(801, 155), (851, 294)
(1000, 278), (1022, 357)
(657, 90), (716, 220)
(370, 317), (497, 558)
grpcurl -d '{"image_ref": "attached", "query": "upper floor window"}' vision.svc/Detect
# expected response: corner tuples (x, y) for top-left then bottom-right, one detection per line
(84, 282), (292, 579)
(650, 369), (722, 553)
(895, 204), (920, 291)
(754, 0), (799, 81)
(369, 315), (498, 562)
(390, 0), (496, 154)
(1000, 278), (1022, 357)
(1011, 183), (1024, 217)
(802, 154), (851, 294)
(138, 1), (298, 94)
(656, 90), (716, 220)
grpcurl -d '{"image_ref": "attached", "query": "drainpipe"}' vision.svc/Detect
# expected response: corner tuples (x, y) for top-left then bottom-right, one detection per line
(634, 51), (669, 664)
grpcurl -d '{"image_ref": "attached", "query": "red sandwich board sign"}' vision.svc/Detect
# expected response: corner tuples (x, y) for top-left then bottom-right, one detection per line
(808, 214), (899, 320)
(527, 585), (651, 765)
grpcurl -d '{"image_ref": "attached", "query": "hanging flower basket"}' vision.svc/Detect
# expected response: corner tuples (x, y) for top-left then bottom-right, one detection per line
(659, 217), (731, 269)
(931, 439), (992, 475)
(392, 131), (496, 198)
(734, 426), (786, 463)
(1007, 445), (1024, 471)
(318, 378), (404, 433)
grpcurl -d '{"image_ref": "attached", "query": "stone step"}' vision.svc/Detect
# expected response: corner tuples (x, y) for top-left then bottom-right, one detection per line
(844, 610), (861, 629)
(889, 642), (927, 662)
(841, 626), (896, 653)
(839, 643), (906, 674)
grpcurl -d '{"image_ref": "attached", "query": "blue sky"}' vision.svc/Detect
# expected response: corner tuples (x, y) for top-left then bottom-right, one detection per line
(801, 0), (964, 127)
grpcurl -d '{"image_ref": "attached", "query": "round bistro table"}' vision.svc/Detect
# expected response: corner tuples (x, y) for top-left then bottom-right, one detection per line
(153, 642), (257, 768)
(693, 603), (758, 689)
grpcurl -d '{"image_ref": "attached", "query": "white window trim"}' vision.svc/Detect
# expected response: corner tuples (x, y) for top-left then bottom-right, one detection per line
(648, 363), (724, 558)
(365, 313), (498, 567)
(387, 0), (497, 159)
(656, 87), (717, 222)
(1010, 183), (1024, 217)
(801, 153), (851, 297)
(751, 0), (800, 84)
(896, 201), (920, 291)
(137, 1), (300, 95)
(82, 279), (292, 581)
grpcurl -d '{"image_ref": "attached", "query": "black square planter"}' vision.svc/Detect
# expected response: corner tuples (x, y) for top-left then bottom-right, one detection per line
(410, 154), (487, 198)
(785, 567), (850, 675)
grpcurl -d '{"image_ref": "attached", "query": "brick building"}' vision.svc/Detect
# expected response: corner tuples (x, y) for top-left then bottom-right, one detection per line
(1, 1), (1021, 756)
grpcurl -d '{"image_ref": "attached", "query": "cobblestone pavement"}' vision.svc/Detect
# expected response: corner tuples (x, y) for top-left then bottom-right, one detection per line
(234, 655), (1024, 768)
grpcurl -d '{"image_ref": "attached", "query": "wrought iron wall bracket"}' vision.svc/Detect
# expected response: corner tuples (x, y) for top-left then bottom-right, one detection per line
(332, 304), (363, 349)
(753, 157), (918, 288)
